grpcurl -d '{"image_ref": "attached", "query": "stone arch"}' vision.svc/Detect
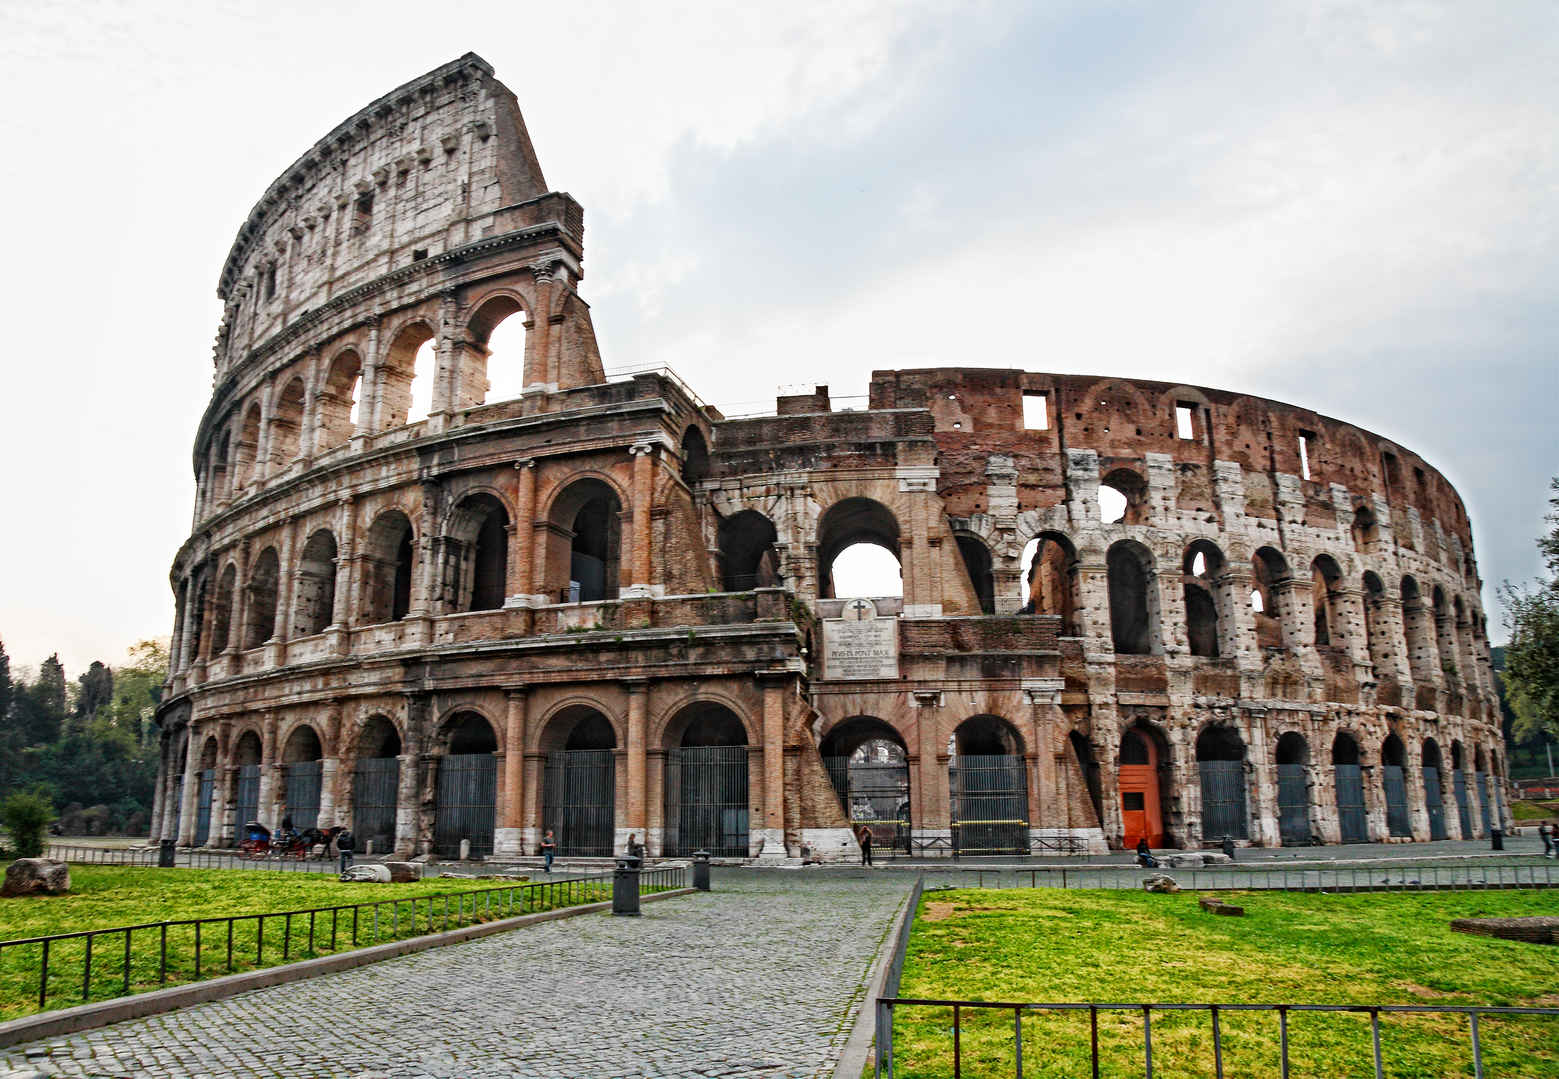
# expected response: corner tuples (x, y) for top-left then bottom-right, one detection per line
(680, 426), (710, 487)
(1068, 729), (1103, 831)
(1107, 539), (1158, 655)
(717, 509), (781, 591)
(443, 492), (509, 612)
(539, 702), (619, 857)
(663, 701), (751, 857)
(432, 709), (499, 858)
(1118, 720), (1172, 849)
(817, 497), (902, 600)
(820, 716), (912, 855)
(317, 347), (363, 448)
(211, 562), (237, 653)
(1381, 732), (1411, 837)
(1251, 547), (1291, 649)
(542, 476), (626, 603)
(953, 532), (995, 614)
(231, 727), (264, 839)
(464, 290), (530, 407)
(1195, 723), (1249, 842)
(350, 714), (402, 854)
(1431, 585), (1459, 681)
(1183, 539), (1226, 659)
(1311, 554), (1345, 648)
(949, 715), (1028, 855)
(1099, 467), (1148, 525)
(1421, 735), (1448, 839)
(292, 529), (338, 636)
(1351, 503), (1379, 549)
(1019, 531), (1079, 633)
(243, 546), (281, 649)
(378, 318), (437, 431)
(360, 510), (415, 623)
(279, 722), (324, 832)
(1274, 731), (1312, 845)
(234, 401), (262, 488)
(1400, 575), (1437, 684)
(269, 377), (306, 468)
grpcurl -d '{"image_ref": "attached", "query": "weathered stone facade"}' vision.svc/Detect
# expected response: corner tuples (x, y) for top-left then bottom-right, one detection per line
(152, 55), (1507, 860)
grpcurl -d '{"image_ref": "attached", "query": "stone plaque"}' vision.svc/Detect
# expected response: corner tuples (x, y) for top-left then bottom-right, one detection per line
(822, 598), (899, 680)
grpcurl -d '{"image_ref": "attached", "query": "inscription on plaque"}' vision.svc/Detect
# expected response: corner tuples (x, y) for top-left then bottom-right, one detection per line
(822, 598), (899, 680)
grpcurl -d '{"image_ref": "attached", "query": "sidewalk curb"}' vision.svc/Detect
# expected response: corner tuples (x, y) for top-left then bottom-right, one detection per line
(833, 875), (922, 1079)
(0, 887), (695, 1049)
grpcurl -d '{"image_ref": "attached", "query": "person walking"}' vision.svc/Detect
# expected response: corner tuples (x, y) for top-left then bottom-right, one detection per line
(335, 826), (355, 874)
(1540, 821), (1554, 858)
(857, 824), (874, 867)
(540, 829), (557, 873)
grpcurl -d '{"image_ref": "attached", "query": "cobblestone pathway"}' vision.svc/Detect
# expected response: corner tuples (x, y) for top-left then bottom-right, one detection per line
(1, 871), (907, 1079)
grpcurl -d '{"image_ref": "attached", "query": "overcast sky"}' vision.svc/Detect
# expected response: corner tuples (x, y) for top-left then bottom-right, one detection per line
(1, 0), (1555, 677)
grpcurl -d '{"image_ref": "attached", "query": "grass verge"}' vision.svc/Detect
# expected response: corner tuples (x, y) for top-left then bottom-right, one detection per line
(892, 887), (1559, 1078)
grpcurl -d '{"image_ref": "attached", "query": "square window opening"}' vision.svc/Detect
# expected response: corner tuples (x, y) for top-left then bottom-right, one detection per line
(1175, 403), (1196, 440)
(1022, 392), (1049, 430)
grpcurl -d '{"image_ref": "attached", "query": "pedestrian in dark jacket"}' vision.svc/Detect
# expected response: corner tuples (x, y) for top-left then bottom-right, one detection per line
(1221, 834), (1236, 861)
(335, 828), (356, 874)
(1135, 836), (1157, 868)
(858, 825), (874, 867)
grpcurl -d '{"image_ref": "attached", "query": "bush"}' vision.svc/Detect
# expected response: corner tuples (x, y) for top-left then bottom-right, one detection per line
(0, 791), (56, 858)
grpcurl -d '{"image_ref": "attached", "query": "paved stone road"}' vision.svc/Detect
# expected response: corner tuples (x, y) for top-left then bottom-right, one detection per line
(0, 871), (907, 1079)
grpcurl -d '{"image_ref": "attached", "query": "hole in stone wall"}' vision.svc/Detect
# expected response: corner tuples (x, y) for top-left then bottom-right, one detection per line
(1022, 392), (1048, 430)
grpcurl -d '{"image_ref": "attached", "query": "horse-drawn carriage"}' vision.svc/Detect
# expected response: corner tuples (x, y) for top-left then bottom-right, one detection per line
(240, 821), (339, 860)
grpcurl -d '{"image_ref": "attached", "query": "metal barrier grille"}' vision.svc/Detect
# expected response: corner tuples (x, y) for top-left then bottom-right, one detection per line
(353, 757), (399, 855)
(1455, 770), (1473, 838)
(434, 753), (497, 858)
(285, 761), (322, 831)
(1383, 765), (1411, 837)
(951, 755), (1028, 855)
(1423, 766), (1448, 840)
(1476, 771), (1491, 835)
(234, 764), (260, 837)
(1276, 763), (1309, 845)
(544, 749), (616, 856)
(825, 756), (912, 854)
(194, 769), (214, 846)
(1198, 759), (1248, 840)
(1335, 764), (1368, 843)
(664, 746), (749, 857)
(169, 775), (182, 838)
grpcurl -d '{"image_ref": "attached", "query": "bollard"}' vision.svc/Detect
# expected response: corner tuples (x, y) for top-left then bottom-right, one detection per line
(1491, 828), (1504, 851)
(459, 838), (471, 861)
(365, 838), (374, 856)
(693, 850), (711, 891)
(613, 855), (642, 916)
(158, 839), (176, 867)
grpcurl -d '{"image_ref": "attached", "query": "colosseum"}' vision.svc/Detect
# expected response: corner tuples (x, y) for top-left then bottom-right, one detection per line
(151, 54), (1509, 862)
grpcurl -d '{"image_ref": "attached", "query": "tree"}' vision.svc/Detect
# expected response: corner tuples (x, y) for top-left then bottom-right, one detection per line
(75, 660), (114, 725)
(1501, 476), (1559, 753)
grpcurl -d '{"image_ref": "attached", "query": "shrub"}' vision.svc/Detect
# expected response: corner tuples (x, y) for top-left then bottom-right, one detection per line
(0, 791), (56, 858)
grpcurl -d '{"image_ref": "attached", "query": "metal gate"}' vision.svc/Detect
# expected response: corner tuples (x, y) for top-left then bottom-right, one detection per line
(1334, 764), (1368, 843)
(1422, 766), (1447, 840)
(234, 764), (260, 838)
(1475, 771), (1491, 836)
(434, 753), (497, 858)
(353, 757), (400, 855)
(194, 769), (215, 846)
(1454, 769), (1473, 838)
(1198, 760), (1248, 841)
(285, 761), (322, 831)
(169, 776), (182, 840)
(1276, 763), (1309, 845)
(664, 746), (749, 857)
(950, 755), (1028, 855)
(1383, 765), (1411, 837)
(824, 757), (911, 854)
(544, 749), (616, 856)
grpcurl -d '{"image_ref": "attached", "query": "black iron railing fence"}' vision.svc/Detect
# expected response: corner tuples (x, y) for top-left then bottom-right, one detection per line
(1, 865), (686, 1017)
(928, 859), (1559, 892)
(45, 845), (338, 873)
(874, 997), (1559, 1079)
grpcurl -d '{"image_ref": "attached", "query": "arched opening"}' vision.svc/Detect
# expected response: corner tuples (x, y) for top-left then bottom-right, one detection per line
(541, 707), (617, 857)
(1432, 586), (1458, 681)
(948, 715), (1028, 855)
(717, 510), (781, 591)
(1118, 723), (1171, 849)
(379, 322), (436, 430)
(954, 534), (995, 615)
(1422, 738), (1447, 840)
(680, 426), (710, 487)
(469, 296), (528, 406)
(269, 378), (306, 469)
(243, 547), (280, 650)
(1275, 732), (1311, 845)
(232, 730), (262, 840)
(1311, 555), (1344, 648)
(1400, 576), (1437, 685)
(1107, 540), (1157, 655)
(444, 494), (509, 612)
(1068, 730), (1103, 831)
(1099, 468), (1147, 525)
(1332, 732), (1367, 843)
(1381, 733), (1410, 837)
(664, 703), (750, 856)
(233, 403), (261, 490)
(194, 737), (218, 846)
(1362, 572), (1391, 676)
(1351, 505), (1379, 549)
(211, 428), (231, 501)
(281, 725), (323, 832)
(820, 717), (911, 855)
(544, 479), (623, 603)
(1474, 745), (1491, 838)
(818, 498), (902, 599)
(1251, 547), (1290, 649)
(187, 572), (208, 664)
(1451, 739), (1473, 838)
(360, 512), (415, 624)
(212, 564), (236, 653)
(318, 349), (363, 448)
(292, 529), (337, 637)
(1195, 725), (1248, 842)
(353, 716), (401, 855)
(1182, 541), (1225, 659)
(434, 711), (498, 859)
(1018, 532), (1079, 634)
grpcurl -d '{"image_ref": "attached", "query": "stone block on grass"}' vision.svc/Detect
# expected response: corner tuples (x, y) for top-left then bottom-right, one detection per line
(1, 858), (70, 897)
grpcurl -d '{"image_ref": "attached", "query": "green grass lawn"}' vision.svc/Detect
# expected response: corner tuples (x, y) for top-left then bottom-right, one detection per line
(0, 865), (613, 1019)
(893, 888), (1559, 1078)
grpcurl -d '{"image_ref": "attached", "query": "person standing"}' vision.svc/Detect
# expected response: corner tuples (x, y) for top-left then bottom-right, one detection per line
(540, 829), (557, 873)
(858, 824), (874, 867)
(335, 826), (355, 874)
(1540, 821), (1554, 858)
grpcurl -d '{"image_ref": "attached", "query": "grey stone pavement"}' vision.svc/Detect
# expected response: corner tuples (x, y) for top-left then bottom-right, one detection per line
(0, 871), (909, 1079)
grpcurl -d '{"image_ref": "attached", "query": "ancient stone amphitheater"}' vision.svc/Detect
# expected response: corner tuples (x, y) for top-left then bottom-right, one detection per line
(152, 55), (1507, 862)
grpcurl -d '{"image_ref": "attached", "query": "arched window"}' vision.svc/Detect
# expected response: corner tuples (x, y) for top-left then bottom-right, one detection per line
(1311, 555), (1344, 648)
(444, 494), (509, 612)
(293, 529), (338, 636)
(379, 322), (436, 430)
(211, 564), (236, 653)
(1107, 540), (1157, 655)
(1182, 540), (1225, 659)
(212, 428), (231, 500)
(318, 349), (363, 448)
(1251, 547), (1290, 649)
(360, 512), (415, 624)
(1432, 586), (1458, 680)
(1019, 532), (1079, 634)
(954, 534), (995, 614)
(717, 510), (781, 591)
(269, 378), (306, 468)
(545, 479), (623, 603)
(1361, 571), (1389, 674)
(234, 403), (262, 488)
(1099, 468), (1147, 525)
(680, 427), (710, 487)
(243, 547), (280, 649)
(467, 296), (528, 406)
(817, 498), (902, 600)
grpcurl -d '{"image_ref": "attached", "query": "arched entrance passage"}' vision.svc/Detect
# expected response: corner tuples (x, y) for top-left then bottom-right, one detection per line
(948, 716), (1028, 856)
(1382, 734), (1411, 838)
(820, 717), (910, 855)
(1019, 532), (1079, 634)
(282, 725), (323, 831)
(353, 717), (401, 855)
(1451, 740), (1473, 838)
(545, 479), (622, 603)
(1422, 738), (1448, 840)
(817, 498), (902, 600)
(445, 494), (509, 612)
(195, 737), (218, 846)
(434, 712), (498, 858)
(232, 730), (262, 840)
(1474, 746), (1491, 838)
(717, 511), (781, 591)
(663, 704), (750, 857)
(1196, 725), (1248, 842)
(1332, 733), (1368, 844)
(541, 707), (617, 857)
(1118, 725), (1169, 849)
(1275, 733), (1311, 845)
